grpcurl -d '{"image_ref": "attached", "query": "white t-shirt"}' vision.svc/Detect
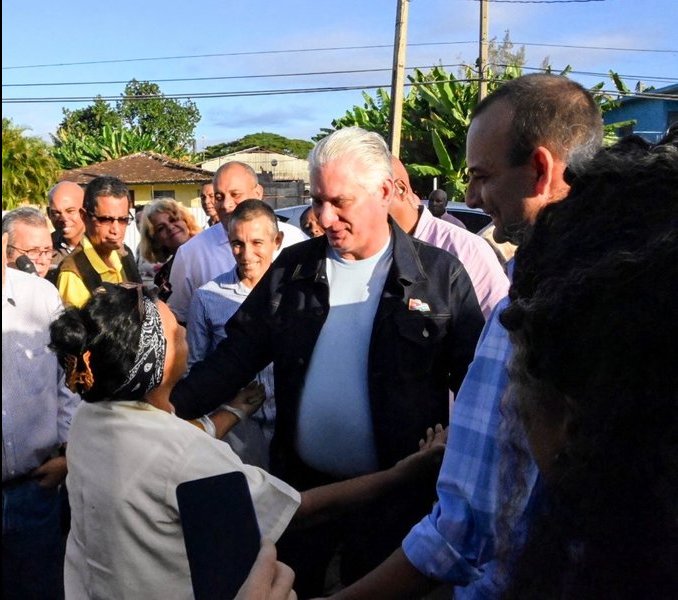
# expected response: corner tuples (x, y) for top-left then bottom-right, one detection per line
(295, 238), (393, 477)
(64, 401), (300, 600)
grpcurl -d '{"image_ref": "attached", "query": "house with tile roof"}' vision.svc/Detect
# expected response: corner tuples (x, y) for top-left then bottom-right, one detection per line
(61, 150), (307, 209)
(59, 151), (213, 208)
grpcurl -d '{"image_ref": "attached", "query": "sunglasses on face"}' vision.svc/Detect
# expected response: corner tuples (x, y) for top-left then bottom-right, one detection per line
(87, 212), (134, 225)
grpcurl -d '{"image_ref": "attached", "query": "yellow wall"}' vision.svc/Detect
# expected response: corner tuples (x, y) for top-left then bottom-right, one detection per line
(129, 183), (204, 208)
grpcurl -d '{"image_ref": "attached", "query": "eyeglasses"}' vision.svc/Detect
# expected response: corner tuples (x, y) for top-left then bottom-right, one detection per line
(7, 245), (58, 261)
(87, 212), (134, 225)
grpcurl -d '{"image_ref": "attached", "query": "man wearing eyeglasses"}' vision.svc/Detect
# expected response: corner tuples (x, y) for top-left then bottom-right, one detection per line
(55, 176), (141, 307)
(2, 206), (57, 279)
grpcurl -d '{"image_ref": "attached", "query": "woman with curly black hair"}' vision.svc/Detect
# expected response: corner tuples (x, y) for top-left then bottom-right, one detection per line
(498, 129), (678, 599)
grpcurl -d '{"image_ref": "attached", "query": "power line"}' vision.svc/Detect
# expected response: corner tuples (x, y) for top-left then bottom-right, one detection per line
(2, 63), (675, 92)
(3, 38), (675, 71)
(490, 64), (678, 84)
(519, 41), (675, 53)
(1, 65), (465, 88)
(1, 42), (474, 70)
(4, 78), (676, 105)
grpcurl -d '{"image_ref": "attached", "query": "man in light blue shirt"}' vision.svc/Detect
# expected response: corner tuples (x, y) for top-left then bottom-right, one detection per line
(2, 232), (81, 599)
(334, 74), (604, 599)
(186, 200), (283, 468)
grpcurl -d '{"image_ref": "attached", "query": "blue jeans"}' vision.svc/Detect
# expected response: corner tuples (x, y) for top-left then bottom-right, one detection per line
(2, 480), (65, 600)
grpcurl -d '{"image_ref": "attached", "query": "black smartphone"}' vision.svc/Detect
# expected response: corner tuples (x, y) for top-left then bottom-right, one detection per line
(177, 471), (261, 600)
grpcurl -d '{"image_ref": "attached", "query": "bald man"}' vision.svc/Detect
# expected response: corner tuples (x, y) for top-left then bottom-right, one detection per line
(428, 188), (466, 228)
(47, 182), (86, 263)
(389, 158), (508, 318)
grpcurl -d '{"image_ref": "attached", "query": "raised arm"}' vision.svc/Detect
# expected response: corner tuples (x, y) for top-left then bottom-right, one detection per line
(293, 426), (447, 531)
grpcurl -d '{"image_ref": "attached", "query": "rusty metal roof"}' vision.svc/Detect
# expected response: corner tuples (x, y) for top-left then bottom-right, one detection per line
(60, 152), (214, 185)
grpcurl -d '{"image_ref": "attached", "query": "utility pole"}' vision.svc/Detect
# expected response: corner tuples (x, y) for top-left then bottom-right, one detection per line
(478, 0), (489, 102)
(389, 0), (410, 158)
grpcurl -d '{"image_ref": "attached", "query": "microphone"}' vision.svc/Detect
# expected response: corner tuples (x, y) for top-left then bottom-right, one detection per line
(15, 254), (38, 276)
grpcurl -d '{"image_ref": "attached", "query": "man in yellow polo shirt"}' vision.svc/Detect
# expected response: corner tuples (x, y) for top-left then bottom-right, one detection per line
(56, 176), (141, 307)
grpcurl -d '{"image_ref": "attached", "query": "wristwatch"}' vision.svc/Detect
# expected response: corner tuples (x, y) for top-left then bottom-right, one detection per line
(220, 404), (248, 422)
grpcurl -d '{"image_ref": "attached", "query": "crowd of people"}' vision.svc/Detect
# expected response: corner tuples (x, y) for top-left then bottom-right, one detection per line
(2, 73), (676, 600)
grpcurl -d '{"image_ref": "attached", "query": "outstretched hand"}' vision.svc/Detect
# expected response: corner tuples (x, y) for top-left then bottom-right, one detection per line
(394, 423), (448, 482)
(229, 381), (266, 418)
(418, 423), (447, 451)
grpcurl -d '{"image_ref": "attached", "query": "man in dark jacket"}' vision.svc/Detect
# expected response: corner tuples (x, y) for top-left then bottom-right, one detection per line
(171, 127), (484, 595)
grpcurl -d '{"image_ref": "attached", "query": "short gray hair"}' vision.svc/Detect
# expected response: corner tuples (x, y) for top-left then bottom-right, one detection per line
(227, 199), (279, 238)
(309, 127), (393, 193)
(2, 206), (50, 245)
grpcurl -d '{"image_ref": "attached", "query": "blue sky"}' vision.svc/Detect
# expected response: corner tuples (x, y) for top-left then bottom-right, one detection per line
(3, 0), (676, 150)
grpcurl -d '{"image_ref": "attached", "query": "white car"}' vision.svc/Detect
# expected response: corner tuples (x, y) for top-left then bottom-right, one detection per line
(274, 204), (311, 229)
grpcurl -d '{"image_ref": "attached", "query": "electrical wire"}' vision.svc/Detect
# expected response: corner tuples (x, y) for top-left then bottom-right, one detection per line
(3, 64), (675, 90)
(4, 78), (676, 105)
(3, 38), (674, 71)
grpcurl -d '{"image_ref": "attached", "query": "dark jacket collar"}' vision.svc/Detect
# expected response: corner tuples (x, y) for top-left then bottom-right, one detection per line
(289, 217), (427, 290)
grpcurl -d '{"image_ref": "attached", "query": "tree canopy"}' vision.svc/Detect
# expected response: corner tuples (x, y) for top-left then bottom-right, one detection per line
(52, 80), (200, 168)
(2, 118), (61, 210)
(203, 132), (314, 161)
(317, 61), (629, 200)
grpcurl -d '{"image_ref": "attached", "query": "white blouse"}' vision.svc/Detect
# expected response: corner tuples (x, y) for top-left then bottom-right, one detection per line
(64, 400), (300, 599)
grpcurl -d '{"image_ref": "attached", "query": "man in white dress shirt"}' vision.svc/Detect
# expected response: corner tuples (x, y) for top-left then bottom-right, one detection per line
(2, 232), (81, 599)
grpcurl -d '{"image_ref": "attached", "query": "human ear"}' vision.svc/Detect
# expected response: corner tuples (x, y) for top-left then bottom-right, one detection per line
(381, 178), (396, 206)
(531, 146), (555, 197)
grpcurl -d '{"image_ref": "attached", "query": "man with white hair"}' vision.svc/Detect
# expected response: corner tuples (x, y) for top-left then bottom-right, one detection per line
(171, 127), (485, 595)
(2, 231), (81, 598)
(2, 206), (56, 279)
(334, 73), (604, 600)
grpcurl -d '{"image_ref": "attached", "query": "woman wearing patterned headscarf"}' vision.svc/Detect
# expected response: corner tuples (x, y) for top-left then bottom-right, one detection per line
(49, 283), (447, 599)
(49, 283), (297, 599)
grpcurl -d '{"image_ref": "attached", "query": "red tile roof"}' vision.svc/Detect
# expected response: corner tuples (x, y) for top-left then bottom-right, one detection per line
(60, 152), (213, 185)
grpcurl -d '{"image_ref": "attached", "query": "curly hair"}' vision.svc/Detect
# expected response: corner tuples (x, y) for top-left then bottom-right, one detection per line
(139, 198), (201, 262)
(498, 133), (678, 599)
(49, 284), (157, 402)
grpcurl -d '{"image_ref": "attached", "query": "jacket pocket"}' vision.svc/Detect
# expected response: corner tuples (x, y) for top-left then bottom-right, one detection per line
(392, 312), (448, 379)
